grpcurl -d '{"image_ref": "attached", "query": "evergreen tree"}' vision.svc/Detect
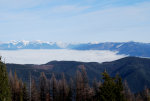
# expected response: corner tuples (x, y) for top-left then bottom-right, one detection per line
(0, 58), (11, 101)
(40, 72), (48, 101)
(46, 79), (51, 101)
(8, 70), (14, 100)
(67, 78), (74, 101)
(31, 79), (39, 101)
(115, 75), (126, 101)
(58, 73), (68, 101)
(13, 71), (20, 101)
(76, 70), (83, 101)
(19, 80), (23, 101)
(81, 67), (90, 101)
(99, 71), (126, 101)
(22, 83), (29, 101)
(50, 73), (58, 101)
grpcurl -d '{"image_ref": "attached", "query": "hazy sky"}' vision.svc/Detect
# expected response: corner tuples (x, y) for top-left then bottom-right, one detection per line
(0, 0), (150, 43)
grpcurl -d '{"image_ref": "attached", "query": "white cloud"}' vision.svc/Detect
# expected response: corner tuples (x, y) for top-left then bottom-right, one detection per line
(0, 49), (126, 64)
(0, 1), (150, 42)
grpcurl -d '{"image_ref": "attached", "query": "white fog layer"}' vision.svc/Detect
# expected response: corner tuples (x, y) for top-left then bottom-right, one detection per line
(0, 49), (126, 64)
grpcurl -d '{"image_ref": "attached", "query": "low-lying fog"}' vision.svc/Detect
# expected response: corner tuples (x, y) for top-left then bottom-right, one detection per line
(0, 49), (126, 64)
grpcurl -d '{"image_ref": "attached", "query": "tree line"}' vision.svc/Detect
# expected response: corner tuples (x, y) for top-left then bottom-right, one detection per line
(0, 58), (150, 101)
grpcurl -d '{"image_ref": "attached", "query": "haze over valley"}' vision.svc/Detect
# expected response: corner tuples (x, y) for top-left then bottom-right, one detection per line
(0, 49), (125, 64)
(1, 40), (150, 64)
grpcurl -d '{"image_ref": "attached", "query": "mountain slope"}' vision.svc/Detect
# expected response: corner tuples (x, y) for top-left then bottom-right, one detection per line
(6, 57), (150, 93)
(70, 41), (150, 57)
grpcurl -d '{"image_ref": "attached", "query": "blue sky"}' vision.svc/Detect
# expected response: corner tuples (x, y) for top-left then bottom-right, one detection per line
(0, 0), (150, 43)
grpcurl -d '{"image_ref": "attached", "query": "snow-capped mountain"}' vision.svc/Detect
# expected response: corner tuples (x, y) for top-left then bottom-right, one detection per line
(0, 40), (64, 50)
(0, 41), (150, 57)
(69, 41), (150, 57)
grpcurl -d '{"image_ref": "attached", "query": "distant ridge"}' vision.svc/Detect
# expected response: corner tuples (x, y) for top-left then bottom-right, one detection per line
(1, 41), (150, 57)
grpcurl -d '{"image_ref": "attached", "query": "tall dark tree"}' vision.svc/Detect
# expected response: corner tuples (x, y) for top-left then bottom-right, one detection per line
(31, 79), (39, 101)
(76, 70), (83, 101)
(50, 73), (58, 101)
(8, 70), (14, 100)
(40, 72), (48, 101)
(0, 58), (11, 101)
(46, 79), (51, 101)
(58, 73), (68, 101)
(115, 75), (126, 101)
(13, 71), (20, 101)
(67, 78), (74, 101)
(81, 67), (91, 101)
(22, 83), (29, 101)
(99, 71), (126, 101)
(19, 80), (23, 101)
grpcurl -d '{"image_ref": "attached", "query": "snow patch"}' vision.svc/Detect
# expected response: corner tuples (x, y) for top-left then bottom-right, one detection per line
(10, 40), (18, 45)
(56, 42), (68, 48)
(21, 40), (29, 46)
(116, 44), (124, 48)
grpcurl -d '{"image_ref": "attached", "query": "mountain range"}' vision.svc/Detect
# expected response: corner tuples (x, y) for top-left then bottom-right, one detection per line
(1, 41), (150, 57)
(6, 57), (150, 93)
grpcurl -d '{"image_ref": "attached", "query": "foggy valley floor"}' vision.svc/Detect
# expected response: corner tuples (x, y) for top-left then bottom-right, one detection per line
(0, 49), (125, 64)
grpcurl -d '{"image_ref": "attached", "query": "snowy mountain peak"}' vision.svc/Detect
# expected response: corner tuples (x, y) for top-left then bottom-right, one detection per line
(10, 40), (18, 45)
(56, 42), (69, 48)
(21, 40), (29, 46)
(89, 41), (100, 44)
(1, 41), (150, 58)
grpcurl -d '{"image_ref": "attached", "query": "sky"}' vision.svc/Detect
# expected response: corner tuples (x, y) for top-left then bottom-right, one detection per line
(0, 0), (150, 43)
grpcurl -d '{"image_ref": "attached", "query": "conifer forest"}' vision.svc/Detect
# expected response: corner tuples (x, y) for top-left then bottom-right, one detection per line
(1, 58), (150, 101)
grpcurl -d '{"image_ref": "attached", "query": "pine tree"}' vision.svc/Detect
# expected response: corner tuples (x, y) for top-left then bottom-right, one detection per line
(58, 73), (68, 101)
(67, 78), (74, 101)
(0, 58), (11, 101)
(8, 70), (14, 100)
(19, 80), (23, 101)
(13, 71), (20, 101)
(76, 70), (83, 101)
(22, 83), (29, 101)
(46, 79), (51, 101)
(50, 73), (57, 101)
(31, 79), (39, 101)
(115, 75), (126, 101)
(40, 72), (48, 101)
(81, 67), (90, 101)
(99, 71), (126, 101)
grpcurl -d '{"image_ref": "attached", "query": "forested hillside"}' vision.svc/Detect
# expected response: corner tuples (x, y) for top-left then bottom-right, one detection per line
(1, 57), (150, 101)
(6, 57), (150, 93)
